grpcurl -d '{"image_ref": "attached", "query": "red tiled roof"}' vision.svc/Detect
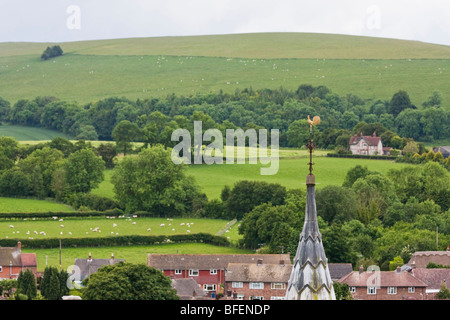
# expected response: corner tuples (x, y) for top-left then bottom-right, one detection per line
(21, 253), (37, 267)
(338, 270), (428, 288)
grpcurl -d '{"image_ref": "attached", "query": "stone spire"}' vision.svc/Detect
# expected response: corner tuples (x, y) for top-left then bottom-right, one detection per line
(285, 116), (335, 300)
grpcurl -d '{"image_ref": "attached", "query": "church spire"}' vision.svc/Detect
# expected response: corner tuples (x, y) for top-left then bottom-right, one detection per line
(285, 116), (335, 300)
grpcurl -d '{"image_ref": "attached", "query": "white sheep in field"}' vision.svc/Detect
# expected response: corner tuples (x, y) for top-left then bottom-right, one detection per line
(160, 224), (165, 227)
(147, 228), (151, 232)
(9, 225), (14, 228)
(60, 225), (64, 228)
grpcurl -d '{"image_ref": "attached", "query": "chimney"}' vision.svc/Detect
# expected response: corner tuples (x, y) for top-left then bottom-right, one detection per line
(257, 259), (263, 266)
(279, 260), (285, 266)
(446, 245), (450, 252)
(359, 266), (364, 273)
(396, 266), (401, 273)
(373, 131), (376, 137)
(88, 252), (92, 262)
(111, 253), (114, 260)
(17, 241), (22, 251)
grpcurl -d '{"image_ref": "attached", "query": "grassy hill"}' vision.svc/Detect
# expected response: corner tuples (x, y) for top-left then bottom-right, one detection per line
(0, 33), (449, 109)
(0, 125), (73, 141)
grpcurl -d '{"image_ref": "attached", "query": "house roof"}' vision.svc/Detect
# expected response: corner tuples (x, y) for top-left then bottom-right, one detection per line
(411, 268), (450, 290)
(349, 132), (381, 146)
(226, 263), (292, 283)
(21, 253), (37, 267)
(434, 146), (450, 156)
(407, 251), (450, 269)
(74, 257), (125, 280)
(172, 278), (206, 299)
(0, 247), (22, 267)
(328, 263), (353, 281)
(338, 270), (428, 288)
(147, 254), (291, 270)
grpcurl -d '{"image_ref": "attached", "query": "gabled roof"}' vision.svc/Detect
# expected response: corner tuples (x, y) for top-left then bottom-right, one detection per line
(172, 278), (206, 299)
(226, 263), (292, 283)
(411, 268), (450, 290)
(21, 253), (37, 267)
(74, 257), (125, 280)
(349, 132), (381, 146)
(0, 247), (22, 266)
(147, 254), (291, 270)
(328, 263), (353, 281)
(338, 270), (428, 288)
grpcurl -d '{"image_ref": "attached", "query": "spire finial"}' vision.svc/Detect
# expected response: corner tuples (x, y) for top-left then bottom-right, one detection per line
(306, 115), (320, 177)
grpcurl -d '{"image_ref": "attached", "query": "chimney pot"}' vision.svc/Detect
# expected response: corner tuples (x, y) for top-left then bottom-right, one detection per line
(396, 266), (401, 273)
(359, 265), (364, 273)
(17, 241), (22, 251)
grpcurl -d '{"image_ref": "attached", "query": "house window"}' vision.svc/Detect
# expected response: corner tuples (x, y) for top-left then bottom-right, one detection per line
(210, 269), (217, 275)
(236, 294), (245, 300)
(408, 287), (415, 293)
(203, 284), (217, 291)
(232, 282), (243, 288)
(271, 296), (285, 300)
(271, 283), (286, 290)
(249, 282), (264, 289)
(0, 266), (2, 273)
(350, 287), (356, 293)
(367, 287), (377, 295)
(189, 269), (199, 276)
(250, 296), (264, 300)
(387, 287), (397, 295)
(174, 269), (182, 275)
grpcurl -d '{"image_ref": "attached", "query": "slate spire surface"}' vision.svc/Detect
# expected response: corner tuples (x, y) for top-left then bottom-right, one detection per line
(285, 116), (336, 300)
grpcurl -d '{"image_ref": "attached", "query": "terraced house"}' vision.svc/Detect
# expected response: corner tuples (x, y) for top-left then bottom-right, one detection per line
(147, 253), (290, 297)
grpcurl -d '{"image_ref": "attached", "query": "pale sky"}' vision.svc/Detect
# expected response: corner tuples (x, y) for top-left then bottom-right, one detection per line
(0, 0), (449, 46)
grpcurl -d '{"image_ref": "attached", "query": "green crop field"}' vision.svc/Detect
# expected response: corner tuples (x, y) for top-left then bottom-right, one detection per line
(0, 125), (73, 141)
(0, 197), (75, 213)
(0, 33), (449, 109)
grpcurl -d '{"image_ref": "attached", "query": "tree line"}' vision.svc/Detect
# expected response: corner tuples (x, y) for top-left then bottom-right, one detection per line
(0, 85), (448, 152)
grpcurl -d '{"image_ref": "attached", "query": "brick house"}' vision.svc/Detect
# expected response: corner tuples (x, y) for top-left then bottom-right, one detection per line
(338, 266), (428, 300)
(147, 254), (290, 296)
(349, 132), (389, 156)
(224, 260), (292, 300)
(0, 241), (37, 280)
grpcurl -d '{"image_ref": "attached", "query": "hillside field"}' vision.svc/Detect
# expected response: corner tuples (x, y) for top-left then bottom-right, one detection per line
(0, 125), (73, 141)
(0, 33), (449, 109)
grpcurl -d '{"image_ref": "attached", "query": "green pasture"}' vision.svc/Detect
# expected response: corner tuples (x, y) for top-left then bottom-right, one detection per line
(0, 125), (73, 141)
(0, 197), (75, 213)
(0, 33), (449, 108)
(92, 155), (416, 200)
(0, 217), (233, 239)
(1, 53), (448, 109)
(22, 243), (254, 272)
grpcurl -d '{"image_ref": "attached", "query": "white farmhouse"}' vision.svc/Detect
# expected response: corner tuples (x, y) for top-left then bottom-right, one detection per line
(349, 132), (390, 155)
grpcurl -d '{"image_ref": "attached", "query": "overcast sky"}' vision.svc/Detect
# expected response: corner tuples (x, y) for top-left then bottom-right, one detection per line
(1, 0), (449, 45)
